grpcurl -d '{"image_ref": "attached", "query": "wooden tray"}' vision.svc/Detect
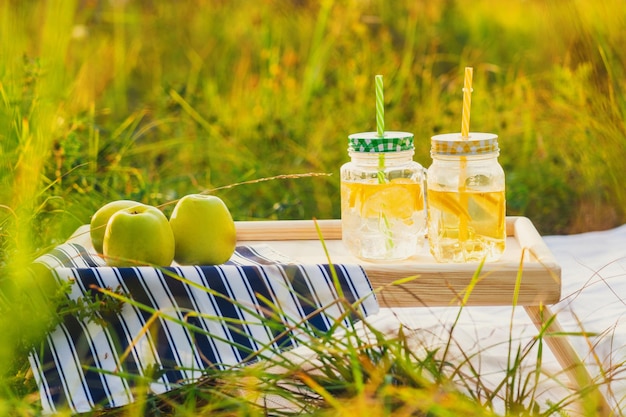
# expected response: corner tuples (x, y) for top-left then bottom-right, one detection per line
(234, 219), (610, 415)
(234, 216), (561, 308)
(68, 216), (560, 308)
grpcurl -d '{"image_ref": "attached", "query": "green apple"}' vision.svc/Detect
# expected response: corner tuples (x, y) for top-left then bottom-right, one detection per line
(103, 204), (175, 267)
(169, 194), (237, 265)
(90, 200), (145, 254)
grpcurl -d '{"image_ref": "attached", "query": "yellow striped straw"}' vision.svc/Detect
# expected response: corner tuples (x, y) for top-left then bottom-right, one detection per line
(461, 67), (473, 139)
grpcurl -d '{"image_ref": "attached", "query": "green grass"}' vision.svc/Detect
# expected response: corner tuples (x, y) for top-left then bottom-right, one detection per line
(1, 0), (626, 415)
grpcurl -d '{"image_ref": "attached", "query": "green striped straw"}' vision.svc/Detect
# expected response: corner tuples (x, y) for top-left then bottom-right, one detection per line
(375, 74), (384, 137)
(375, 75), (390, 249)
(374, 75), (388, 184)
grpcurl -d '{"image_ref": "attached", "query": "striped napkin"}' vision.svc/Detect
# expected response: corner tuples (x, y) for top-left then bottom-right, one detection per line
(29, 242), (378, 414)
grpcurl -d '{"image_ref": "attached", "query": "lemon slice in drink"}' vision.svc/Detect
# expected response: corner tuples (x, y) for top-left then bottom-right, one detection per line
(361, 178), (420, 220)
(468, 191), (504, 216)
(427, 190), (471, 220)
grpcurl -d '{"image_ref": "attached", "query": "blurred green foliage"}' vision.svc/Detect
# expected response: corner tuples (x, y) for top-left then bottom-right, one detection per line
(3, 0), (626, 245)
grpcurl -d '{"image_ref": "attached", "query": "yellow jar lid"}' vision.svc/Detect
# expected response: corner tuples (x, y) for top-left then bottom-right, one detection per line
(430, 132), (499, 156)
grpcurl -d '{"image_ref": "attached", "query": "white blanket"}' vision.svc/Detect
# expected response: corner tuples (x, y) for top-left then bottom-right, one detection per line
(373, 224), (626, 415)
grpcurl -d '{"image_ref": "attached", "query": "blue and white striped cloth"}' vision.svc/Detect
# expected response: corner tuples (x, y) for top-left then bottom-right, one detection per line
(29, 242), (378, 414)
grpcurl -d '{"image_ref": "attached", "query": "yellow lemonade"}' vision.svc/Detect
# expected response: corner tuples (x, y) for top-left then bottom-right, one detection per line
(341, 178), (426, 260)
(427, 189), (505, 262)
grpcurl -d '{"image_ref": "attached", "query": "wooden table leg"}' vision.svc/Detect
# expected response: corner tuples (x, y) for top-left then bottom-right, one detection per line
(524, 305), (611, 416)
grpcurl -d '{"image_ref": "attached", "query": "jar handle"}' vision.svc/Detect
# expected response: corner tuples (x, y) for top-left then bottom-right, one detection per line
(421, 166), (428, 214)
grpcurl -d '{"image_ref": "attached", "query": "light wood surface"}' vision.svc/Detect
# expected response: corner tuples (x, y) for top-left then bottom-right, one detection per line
(233, 216), (561, 307)
(525, 305), (611, 416)
(69, 216), (561, 308)
(70, 217), (601, 411)
(234, 219), (604, 412)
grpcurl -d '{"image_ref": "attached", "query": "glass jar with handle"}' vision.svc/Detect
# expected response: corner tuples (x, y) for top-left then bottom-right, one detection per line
(341, 131), (427, 261)
(427, 132), (506, 263)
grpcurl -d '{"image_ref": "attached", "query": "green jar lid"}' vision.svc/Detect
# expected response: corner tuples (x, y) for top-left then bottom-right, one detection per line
(348, 131), (414, 152)
(430, 132), (499, 156)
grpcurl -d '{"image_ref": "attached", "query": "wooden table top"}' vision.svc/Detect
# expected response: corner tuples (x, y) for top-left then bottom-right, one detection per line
(69, 216), (561, 308)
